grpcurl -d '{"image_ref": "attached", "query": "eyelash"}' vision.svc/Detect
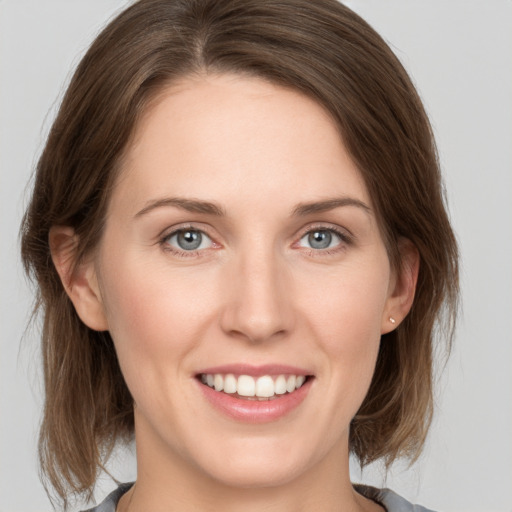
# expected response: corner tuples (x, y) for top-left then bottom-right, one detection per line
(159, 224), (214, 259)
(158, 224), (353, 258)
(297, 224), (353, 257)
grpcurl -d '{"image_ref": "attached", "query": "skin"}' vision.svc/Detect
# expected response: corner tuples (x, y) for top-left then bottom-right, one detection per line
(51, 74), (418, 512)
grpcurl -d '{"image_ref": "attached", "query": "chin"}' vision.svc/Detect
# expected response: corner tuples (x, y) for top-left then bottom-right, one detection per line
(189, 435), (324, 490)
(204, 456), (307, 489)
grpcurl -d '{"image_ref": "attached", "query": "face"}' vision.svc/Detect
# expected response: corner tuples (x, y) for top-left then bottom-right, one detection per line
(86, 74), (404, 488)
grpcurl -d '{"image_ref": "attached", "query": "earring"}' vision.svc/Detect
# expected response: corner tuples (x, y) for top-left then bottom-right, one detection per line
(389, 317), (396, 324)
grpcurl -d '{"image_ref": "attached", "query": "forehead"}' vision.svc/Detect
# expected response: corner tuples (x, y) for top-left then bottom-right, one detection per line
(112, 73), (371, 215)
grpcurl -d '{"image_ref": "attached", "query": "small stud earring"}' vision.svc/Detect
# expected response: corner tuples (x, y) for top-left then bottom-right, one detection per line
(389, 317), (396, 324)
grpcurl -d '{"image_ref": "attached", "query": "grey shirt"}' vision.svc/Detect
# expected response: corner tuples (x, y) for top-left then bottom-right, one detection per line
(83, 482), (436, 512)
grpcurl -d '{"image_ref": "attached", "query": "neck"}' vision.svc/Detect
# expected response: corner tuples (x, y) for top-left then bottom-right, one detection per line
(119, 414), (382, 512)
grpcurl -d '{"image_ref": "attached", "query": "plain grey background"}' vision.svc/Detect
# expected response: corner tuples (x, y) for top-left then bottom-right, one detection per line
(1, 1), (511, 511)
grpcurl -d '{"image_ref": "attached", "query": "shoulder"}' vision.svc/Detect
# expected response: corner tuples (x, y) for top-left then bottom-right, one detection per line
(354, 484), (437, 512)
(81, 482), (134, 512)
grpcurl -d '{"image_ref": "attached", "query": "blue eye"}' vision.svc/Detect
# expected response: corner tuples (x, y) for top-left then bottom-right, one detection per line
(165, 229), (213, 251)
(299, 229), (342, 250)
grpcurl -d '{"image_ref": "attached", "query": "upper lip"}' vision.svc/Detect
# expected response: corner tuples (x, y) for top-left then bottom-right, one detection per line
(196, 364), (312, 377)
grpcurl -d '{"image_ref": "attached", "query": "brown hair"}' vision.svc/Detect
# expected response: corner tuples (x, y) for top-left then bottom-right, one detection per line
(20, 0), (458, 507)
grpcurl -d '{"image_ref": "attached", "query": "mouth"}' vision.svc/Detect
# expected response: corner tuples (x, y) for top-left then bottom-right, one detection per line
(195, 365), (314, 422)
(197, 373), (312, 401)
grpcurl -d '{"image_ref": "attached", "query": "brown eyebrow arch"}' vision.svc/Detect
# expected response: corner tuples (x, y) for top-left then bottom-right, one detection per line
(135, 196), (370, 219)
(291, 197), (371, 216)
(134, 197), (226, 218)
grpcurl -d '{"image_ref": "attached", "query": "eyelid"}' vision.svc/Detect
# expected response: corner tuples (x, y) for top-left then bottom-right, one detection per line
(158, 223), (221, 257)
(157, 221), (353, 258)
(295, 223), (353, 243)
(158, 221), (214, 240)
(292, 223), (354, 257)
(165, 229), (213, 250)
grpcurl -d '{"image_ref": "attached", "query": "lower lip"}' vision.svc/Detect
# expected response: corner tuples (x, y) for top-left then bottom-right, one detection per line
(197, 378), (313, 423)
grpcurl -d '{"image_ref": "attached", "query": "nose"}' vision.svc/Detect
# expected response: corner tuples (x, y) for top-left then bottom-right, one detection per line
(219, 247), (295, 344)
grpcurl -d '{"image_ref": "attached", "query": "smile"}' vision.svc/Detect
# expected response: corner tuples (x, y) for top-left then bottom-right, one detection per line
(199, 373), (308, 400)
(196, 365), (314, 422)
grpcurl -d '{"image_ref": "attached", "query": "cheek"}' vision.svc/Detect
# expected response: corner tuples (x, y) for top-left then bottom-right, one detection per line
(305, 261), (389, 345)
(97, 251), (227, 387)
(97, 257), (202, 382)
(301, 260), (390, 400)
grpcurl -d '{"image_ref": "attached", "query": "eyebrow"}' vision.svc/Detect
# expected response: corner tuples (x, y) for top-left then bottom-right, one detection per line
(135, 197), (226, 218)
(134, 195), (371, 219)
(291, 197), (371, 216)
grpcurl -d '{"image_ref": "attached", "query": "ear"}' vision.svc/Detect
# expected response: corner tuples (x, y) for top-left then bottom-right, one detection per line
(381, 238), (420, 334)
(49, 226), (109, 331)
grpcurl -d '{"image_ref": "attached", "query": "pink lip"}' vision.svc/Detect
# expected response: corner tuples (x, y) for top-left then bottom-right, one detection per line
(196, 363), (310, 378)
(195, 365), (314, 424)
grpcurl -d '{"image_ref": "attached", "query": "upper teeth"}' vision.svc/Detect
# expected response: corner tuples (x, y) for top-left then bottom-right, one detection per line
(201, 374), (307, 398)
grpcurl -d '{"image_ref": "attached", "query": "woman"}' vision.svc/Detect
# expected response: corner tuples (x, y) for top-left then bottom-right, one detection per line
(20, 0), (458, 511)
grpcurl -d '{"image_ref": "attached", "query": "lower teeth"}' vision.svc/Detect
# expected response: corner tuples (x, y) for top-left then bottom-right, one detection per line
(202, 384), (291, 400)
(232, 394), (281, 401)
